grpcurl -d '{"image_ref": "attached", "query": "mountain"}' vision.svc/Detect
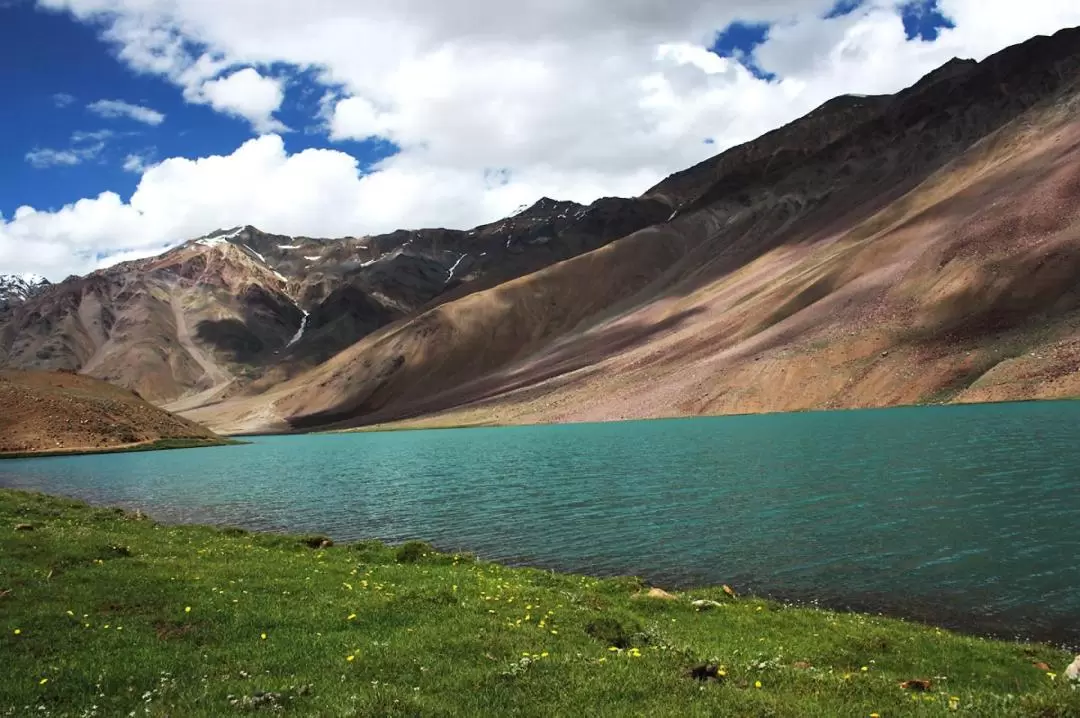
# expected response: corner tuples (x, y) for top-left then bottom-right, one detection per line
(5, 28), (1080, 434)
(0, 274), (49, 311)
(0, 370), (226, 456)
(0, 196), (667, 406)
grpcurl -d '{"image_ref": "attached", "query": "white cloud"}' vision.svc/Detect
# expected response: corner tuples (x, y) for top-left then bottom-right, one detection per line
(195, 68), (287, 133)
(52, 92), (76, 108)
(71, 129), (115, 143)
(25, 142), (105, 169)
(122, 151), (155, 173)
(87, 99), (166, 125)
(8, 0), (1080, 279)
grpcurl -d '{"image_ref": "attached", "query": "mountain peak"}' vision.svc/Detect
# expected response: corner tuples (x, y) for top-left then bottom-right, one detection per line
(0, 273), (51, 310)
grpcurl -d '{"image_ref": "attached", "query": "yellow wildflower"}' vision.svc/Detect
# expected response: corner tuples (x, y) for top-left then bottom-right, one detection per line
(13, 629), (20, 636)
(260, 633), (267, 640)
(870, 714), (880, 718)
(184, 606), (191, 613)
(347, 614), (356, 620)
(550, 630), (558, 635)
(754, 681), (762, 689)
(39, 678), (48, 685)
(861, 666), (869, 672)
(541, 652), (549, 658)
(1047, 672), (1057, 680)
(347, 655), (355, 662)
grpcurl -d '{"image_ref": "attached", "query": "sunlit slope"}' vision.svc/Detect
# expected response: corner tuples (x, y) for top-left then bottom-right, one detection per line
(184, 28), (1080, 432)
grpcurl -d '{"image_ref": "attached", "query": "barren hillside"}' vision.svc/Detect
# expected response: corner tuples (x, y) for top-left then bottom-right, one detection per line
(0, 370), (226, 455)
(178, 27), (1080, 434)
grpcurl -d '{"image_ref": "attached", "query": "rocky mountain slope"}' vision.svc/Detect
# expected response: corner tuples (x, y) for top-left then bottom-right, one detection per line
(0, 196), (667, 406)
(5, 27), (1080, 434)
(0, 370), (225, 455)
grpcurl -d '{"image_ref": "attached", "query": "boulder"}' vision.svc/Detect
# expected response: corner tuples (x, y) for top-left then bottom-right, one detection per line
(691, 599), (724, 611)
(638, 587), (677, 601)
(1065, 655), (1080, 683)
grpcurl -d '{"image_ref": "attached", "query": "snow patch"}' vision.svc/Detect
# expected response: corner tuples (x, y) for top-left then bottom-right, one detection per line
(446, 254), (468, 282)
(195, 236), (230, 248)
(242, 244), (267, 264)
(304, 255), (321, 261)
(286, 308), (309, 348)
(278, 244), (302, 250)
(667, 210), (679, 222)
(197, 227), (245, 247)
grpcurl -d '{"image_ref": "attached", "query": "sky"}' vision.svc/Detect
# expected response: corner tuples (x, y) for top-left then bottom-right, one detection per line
(2, 0), (1080, 280)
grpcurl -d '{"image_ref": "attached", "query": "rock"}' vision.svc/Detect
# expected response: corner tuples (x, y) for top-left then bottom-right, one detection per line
(643, 587), (677, 601)
(691, 600), (724, 611)
(14, 524), (33, 531)
(900, 679), (933, 692)
(300, 535), (333, 549)
(793, 661), (813, 670)
(722, 585), (737, 599)
(1065, 655), (1080, 682)
(1033, 661), (1051, 672)
(688, 664), (724, 682)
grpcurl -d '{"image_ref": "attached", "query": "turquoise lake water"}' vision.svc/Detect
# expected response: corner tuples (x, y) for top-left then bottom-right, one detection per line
(2, 402), (1079, 644)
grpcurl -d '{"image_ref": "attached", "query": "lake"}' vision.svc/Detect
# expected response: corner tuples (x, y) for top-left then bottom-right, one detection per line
(2, 402), (1079, 645)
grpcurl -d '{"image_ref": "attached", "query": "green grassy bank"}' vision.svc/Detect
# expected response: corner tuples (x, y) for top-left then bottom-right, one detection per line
(1, 489), (1077, 717)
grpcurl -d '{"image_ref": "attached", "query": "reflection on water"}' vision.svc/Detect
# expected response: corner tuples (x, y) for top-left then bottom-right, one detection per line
(3, 401), (1080, 644)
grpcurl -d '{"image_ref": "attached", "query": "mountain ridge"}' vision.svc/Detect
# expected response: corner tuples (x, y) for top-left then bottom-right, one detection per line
(5, 27), (1080, 433)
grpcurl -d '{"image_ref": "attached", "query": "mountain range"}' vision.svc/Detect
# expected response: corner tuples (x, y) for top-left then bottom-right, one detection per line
(4, 27), (1080, 434)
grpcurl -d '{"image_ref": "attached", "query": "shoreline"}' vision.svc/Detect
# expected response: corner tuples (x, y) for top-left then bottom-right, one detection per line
(330, 395), (1080, 435)
(3, 487), (1077, 716)
(0, 437), (241, 460)
(3, 486), (1076, 650)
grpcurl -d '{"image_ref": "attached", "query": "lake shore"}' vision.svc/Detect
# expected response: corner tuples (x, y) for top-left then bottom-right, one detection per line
(2, 488), (1077, 717)
(0, 436), (240, 460)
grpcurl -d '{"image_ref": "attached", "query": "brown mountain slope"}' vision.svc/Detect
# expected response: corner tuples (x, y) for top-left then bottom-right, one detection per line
(0, 198), (667, 408)
(180, 26), (1080, 433)
(0, 370), (226, 456)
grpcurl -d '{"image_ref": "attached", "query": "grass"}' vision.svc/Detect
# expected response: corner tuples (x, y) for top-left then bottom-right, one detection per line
(2, 489), (1078, 717)
(0, 437), (241, 461)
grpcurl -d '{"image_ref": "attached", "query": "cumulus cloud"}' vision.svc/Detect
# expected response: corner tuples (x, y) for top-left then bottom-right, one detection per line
(195, 68), (287, 133)
(87, 99), (165, 125)
(7, 0), (1080, 279)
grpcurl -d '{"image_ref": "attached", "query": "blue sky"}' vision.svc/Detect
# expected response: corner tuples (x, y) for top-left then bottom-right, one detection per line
(0, 0), (396, 216)
(1, 0), (1074, 280)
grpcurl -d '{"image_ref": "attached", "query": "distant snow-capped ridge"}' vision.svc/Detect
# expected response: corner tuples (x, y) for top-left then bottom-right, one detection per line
(0, 273), (51, 308)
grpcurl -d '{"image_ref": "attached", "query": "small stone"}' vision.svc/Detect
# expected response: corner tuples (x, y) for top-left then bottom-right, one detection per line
(691, 600), (724, 611)
(1033, 661), (1051, 672)
(793, 661), (813, 670)
(1065, 655), (1080, 682)
(14, 524), (33, 531)
(900, 679), (933, 692)
(643, 587), (677, 601)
